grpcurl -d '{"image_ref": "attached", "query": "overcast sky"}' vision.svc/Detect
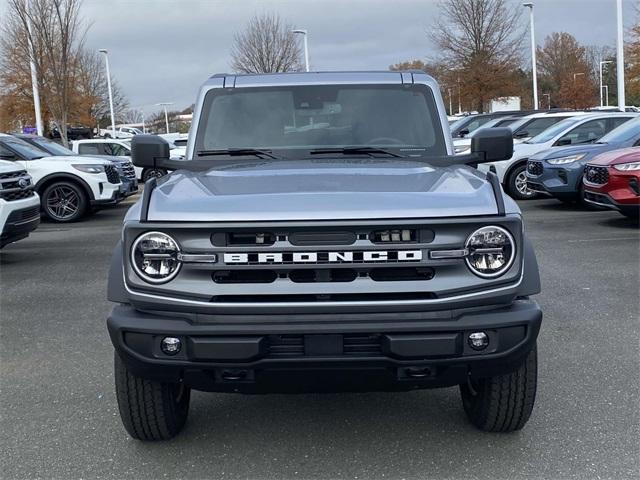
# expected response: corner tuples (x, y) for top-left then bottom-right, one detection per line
(1, 0), (637, 114)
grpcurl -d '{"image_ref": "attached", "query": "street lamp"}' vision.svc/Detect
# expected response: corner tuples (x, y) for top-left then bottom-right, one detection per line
(599, 60), (613, 107)
(542, 93), (551, 110)
(156, 103), (173, 134)
(292, 29), (309, 72)
(99, 49), (116, 138)
(615, 0), (625, 111)
(447, 88), (453, 116)
(523, 3), (538, 109)
(25, 0), (43, 136)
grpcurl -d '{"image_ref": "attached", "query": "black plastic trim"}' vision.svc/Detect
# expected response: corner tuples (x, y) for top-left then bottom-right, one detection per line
(140, 177), (157, 222)
(486, 171), (505, 216)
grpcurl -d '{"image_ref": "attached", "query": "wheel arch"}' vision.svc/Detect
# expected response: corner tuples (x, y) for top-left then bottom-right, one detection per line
(503, 158), (529, 186)
(35, 173), (95, 201)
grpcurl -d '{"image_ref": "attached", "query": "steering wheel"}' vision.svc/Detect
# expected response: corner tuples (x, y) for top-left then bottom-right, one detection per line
(366, 137), (404, 145)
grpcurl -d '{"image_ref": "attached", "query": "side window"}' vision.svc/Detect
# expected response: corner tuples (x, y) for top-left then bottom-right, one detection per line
(0, 143), (17, 159)
(609, 117), (632, 131)
(523, 117), (566, 137)
(78, 144), (101, 155)
(104, 143), (128, 156)
(556, 120), (607, 145)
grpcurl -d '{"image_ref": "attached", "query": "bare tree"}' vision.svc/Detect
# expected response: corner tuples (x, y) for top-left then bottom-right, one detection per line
(230, 13), (302, 74)
(5, 0), (86, 145)
(121, 108), (144, 125)
(74, 49), (128, 127)
(430, 0), (525, 112)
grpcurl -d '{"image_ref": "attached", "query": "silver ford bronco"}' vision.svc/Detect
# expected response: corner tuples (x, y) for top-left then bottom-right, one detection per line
(107, 71), (542, 440)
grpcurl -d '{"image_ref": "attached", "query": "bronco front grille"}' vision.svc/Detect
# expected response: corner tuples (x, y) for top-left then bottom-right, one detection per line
(527, 161), (543, 176)
(584, 165), (609, 185)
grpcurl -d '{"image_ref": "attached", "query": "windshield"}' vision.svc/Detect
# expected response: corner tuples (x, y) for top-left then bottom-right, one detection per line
(1, 136), (48, 159)
(526, 117), (583, 144)
(195, 84), (447, 158)
(28, 136), (74, 156)
(597, 117), (640, 144)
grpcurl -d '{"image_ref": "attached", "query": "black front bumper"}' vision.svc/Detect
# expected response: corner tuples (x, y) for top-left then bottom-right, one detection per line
(0, 206), (40, 248)
(108, 299), (542, 393)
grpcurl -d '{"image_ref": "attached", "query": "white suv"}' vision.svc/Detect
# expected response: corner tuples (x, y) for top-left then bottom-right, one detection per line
(72, 138), (183, 181)
(0, 160), (40, 248)
(0, 134), (123, 222)
(477, 113), (637, 199)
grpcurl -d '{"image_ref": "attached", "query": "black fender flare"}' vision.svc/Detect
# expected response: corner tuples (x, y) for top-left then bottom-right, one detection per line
(517, 234), (541, 297)
(107, 241), (128, 303)
(35, 173), (95, 201)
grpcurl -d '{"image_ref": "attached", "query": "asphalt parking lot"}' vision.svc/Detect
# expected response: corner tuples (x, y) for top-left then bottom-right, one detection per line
(1, 197), (638, 480)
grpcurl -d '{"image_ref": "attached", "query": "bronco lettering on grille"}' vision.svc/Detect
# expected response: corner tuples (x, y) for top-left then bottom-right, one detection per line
(223, 250), (423, 264)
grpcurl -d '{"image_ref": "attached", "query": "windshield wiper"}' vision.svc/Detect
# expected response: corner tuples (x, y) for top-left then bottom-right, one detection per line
(197, 148), (278, 159)
(309, 146), (402, 158)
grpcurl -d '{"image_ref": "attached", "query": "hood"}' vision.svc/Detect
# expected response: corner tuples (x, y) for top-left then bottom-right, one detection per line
(147, 159), (502, 222)
(529, 143), (615, 161)
(34, 155), (112, 165)
(0, 159), (23, 174)
(589, 147), (640, 166)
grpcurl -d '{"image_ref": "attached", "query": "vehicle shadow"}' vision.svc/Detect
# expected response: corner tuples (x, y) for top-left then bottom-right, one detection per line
(119, 389), (536, 479)
(598, 215), (640, 229)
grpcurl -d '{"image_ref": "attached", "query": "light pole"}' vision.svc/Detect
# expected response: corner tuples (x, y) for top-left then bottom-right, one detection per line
(156, 103), (173, 134)
(615, 0), (625, 111)
(25, 0), (43, 136)
(542, 93), (551, 110)
(457, 76), (462, 114)
(599, 60), (613, 107)
(448, 88), (453, 115)
(292, 29), (309, 72)
(523, 3), (538, 109)
(99, 49), (116, 138)
(603, 85), (610, 107)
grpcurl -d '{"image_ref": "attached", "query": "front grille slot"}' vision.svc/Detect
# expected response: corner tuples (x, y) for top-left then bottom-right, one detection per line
(289, 268), (357, 283)
(289, 231), (356, 246)
(268, 335), (304, 357)
(212, 232), (276, 246)
(0, 189), (35, 202)
(213, 270), (277, 284)
(527, 161), (543, 176)
(343, 334), (382, 356)
(585, 165), (609, 185)
(210, 292), (437, 303)
(369, 267), (434, 282)
(5, 205), (40, 224)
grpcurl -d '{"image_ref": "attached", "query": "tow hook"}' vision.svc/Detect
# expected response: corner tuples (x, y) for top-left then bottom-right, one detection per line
(404, 366), (433, 378)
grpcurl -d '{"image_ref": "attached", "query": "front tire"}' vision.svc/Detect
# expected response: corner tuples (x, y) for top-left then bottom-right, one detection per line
(460, 345), (537, 432)
(507, 164), (538, 200)
(41, 181), (88, 222)
(114, 352), (190, 441)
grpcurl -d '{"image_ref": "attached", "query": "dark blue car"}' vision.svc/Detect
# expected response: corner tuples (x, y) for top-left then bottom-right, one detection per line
(526, 117), (640, 203)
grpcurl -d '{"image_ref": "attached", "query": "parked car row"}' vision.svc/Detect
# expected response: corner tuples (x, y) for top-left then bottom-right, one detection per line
(452, 110), (639, 220)
(0, 133), (139, 248)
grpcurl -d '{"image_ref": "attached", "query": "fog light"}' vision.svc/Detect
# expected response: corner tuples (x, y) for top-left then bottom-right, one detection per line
(468, 332), (489, 350)
(161, 337), (181, 355)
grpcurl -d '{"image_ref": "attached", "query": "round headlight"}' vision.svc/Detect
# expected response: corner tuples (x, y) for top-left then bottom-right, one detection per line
(465, 226), (515, 278)
(131, 232), (181, 283)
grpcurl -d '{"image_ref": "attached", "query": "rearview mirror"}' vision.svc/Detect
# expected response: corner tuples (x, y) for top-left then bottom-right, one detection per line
(470, 127), (513, 162)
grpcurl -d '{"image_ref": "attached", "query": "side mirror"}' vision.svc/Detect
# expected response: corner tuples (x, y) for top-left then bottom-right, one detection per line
(555, 138), (571, 146)
(459, 128), (470, 138)
(470, 127), (513, 162)
(131, 135), (172, 170)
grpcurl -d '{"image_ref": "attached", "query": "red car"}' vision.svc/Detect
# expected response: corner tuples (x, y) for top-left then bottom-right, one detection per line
(583, 147), (640, 219)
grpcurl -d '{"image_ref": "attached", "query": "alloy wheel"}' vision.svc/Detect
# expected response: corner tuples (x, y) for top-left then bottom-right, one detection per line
(46, 185), (80, 220)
